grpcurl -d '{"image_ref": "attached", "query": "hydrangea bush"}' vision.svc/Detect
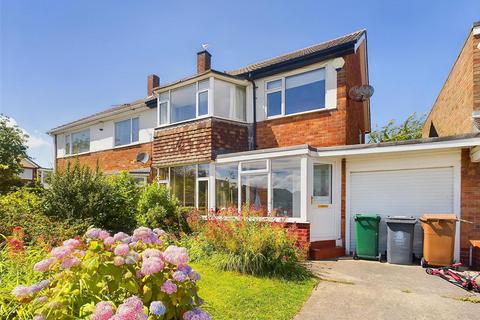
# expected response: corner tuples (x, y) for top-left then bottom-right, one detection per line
(11, 227), (210, 320)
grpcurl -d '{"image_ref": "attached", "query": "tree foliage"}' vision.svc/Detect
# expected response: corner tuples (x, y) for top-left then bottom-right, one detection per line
(0, 115), (28, 193)
(368, 113), (426, 143)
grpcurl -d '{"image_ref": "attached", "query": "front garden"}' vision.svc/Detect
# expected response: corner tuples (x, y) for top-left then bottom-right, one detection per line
(0, 161), (316, 319)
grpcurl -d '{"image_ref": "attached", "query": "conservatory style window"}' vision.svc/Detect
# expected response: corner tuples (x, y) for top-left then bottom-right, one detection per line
(265, 68), (326, 117)
(215, 163), (238, 210)
(271, 158), (301, 218)
(213, 79), (246, 122)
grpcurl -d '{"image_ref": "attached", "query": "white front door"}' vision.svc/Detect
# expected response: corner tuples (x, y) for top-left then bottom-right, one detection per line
(309, 161), (338, 241)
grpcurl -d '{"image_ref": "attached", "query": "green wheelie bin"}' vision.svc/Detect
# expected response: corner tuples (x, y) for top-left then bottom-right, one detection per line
(353, 214), (381, 261)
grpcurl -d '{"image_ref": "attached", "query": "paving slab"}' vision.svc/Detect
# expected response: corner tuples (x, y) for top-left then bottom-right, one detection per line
(295, 259), (480, 320)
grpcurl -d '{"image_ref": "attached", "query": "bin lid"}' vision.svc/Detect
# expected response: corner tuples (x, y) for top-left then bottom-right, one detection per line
(385, 216), (417, 224)
(354, 214), (380, 221)
(420, 214), (457, 222)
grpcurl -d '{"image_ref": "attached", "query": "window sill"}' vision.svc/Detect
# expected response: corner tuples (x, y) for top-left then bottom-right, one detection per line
(58, 151), (91, 159)
(112, 141), (145, 150)
(155, 115), (249, 130)
(265, 106), (336, 121)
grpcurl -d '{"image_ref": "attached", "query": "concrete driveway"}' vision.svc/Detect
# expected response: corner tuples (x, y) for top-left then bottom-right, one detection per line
(295, 259), (480, 320)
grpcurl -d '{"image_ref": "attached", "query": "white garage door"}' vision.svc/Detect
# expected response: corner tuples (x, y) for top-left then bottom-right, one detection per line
(349, 167), (454, 258)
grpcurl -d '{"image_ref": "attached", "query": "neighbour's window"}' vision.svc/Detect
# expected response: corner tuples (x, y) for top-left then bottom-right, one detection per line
(115, 117), (139, 146)
(215, 163), (238, 210)
(265, 68), (326, 117)
(132, 175), (148, 186)
(65, 129), (90, 154)
(171, 84), (197, 123)
(313, 163), (332, 204)
(213, 79), (246, 121)
(272, 158), (301, 218)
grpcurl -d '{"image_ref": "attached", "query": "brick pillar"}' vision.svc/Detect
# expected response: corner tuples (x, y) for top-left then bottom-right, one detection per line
(197, 50), (211, 73)
(147, 74), (159, 96)
(460, 149), (480, 267)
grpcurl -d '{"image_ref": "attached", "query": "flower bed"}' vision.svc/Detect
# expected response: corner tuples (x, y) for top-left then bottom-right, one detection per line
(10, 227), (210, 320)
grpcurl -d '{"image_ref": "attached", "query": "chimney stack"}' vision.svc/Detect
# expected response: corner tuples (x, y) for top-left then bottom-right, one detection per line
(147, 74), (159, 96)
(197, 50), (211, 73)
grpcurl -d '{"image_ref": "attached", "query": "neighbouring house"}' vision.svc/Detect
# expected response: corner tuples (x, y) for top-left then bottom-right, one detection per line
(19, 158), (40, 183)
(48, 28), (480, 266)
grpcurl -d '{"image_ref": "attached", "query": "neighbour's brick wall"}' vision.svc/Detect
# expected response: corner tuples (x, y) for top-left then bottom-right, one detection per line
(255, 48), (367, 149)
(152, 118), (249, 167)
(56, 142), (154, 178)
(422, 32), (477, 137)
(460, 149), (480, 267)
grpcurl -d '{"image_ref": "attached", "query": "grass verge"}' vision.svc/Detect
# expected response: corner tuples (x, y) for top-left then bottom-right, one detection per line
(192, 262), (317, 320)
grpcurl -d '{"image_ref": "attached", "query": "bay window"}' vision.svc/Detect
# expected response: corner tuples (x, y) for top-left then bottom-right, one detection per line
(213, 79), (246, 121)
(65, 129), (90, 155)
(265, 68), (326, 117)
(171, 84), (197, 123)
(114, 117), (139, 146)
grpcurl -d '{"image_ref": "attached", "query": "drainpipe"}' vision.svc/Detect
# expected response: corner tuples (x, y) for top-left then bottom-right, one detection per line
(248, 73), (257, 150)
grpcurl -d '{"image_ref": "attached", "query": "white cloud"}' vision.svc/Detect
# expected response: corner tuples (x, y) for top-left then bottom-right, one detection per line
(5, 116), (53, 167)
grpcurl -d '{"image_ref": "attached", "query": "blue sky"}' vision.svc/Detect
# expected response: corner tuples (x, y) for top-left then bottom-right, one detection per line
(1, 0), (479, 167)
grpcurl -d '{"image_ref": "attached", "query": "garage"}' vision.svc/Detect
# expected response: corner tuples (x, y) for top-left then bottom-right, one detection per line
(347, 160), (457, 259)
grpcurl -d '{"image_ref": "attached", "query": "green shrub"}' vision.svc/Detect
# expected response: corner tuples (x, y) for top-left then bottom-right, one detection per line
(0, 188), (82, 242)
(189, 207), (310, 280)
(136, 184), (188, 234)
(43, 162), (139, 234)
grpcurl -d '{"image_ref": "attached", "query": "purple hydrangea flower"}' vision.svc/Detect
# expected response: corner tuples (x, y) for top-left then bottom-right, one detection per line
(161, 280), (177, 294)
(177, 264), (192, 274)
(61, 256), (80, 270)
(125, 251), (139, 265)
(188, 270), (201, 282)
(12, 285), (31, 299)
(183, 308), (211, 320)
(149, 301), (166, 316)
(103, 237), (115, 246)
(113, 232), (129, 242)
(173, 270), (187, 282)
(51, 245), (73, 259)
(86, 228), (101, 239)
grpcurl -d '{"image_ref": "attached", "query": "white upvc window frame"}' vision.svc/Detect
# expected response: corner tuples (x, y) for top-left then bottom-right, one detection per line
(65, 128), (90, 155)
(238, 159), (272, 213)
(114, 117), (139, 147)
(157, 79), (211, 128)
(265, 67), (327, 119)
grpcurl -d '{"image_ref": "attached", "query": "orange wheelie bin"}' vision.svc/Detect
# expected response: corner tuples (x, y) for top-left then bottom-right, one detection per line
(420, 214), (457, 267)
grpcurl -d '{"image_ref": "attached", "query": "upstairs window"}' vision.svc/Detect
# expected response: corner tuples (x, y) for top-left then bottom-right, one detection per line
(265, 68), (326, 117)
(115, 117), (139, 146)
(65, 129), (90, 155)
(213, 79), (246, 121)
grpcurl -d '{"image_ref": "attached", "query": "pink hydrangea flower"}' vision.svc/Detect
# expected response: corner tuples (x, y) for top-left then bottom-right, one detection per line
(132, 227), (154, 243)
(33, 315), (46, 320)
(92, 301), (115, 320)
(63, 238), (82, 248)
(153, 228), (167, 237)
(161, 280), (177, 294)
(141, 248), (162, 260)
(114, 244), (130, 256)
(51, 245), (73, 259)
(86, 228), (101, 239)
(113, 232), (129, 242)
(113, 295), (147, 320)
(98, 230), (110, 240)
(114, 256), (125, 266)
(61, 257), (80, 269)
(103, 237), (115, 246)
(33, 257), (56, 272)
(163, 245), (189, 266)
(141, 257), (164, 275)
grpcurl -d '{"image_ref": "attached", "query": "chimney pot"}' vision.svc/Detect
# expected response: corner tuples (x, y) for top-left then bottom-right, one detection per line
(197, 50), (212, 73)
(147, 74), (159, 96)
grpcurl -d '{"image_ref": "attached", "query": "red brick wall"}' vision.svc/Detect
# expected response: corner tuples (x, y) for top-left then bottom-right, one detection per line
(56, 142), (153, 176)
(255, 49), (367, 149)
(152, 118), (249, 167)
(285, 222), (310, 256)
(422, 32), (477, 137)
(460, 148), (480, 267)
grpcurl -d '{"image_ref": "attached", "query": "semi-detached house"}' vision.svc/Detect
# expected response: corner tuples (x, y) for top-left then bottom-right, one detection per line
(48, 28), (480, 265)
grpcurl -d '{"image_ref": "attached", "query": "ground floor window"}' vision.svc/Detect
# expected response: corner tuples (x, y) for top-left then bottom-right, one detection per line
(241, 173), (268, 215)
(272, 158), (301, 218)
(215, 163), (238, 210)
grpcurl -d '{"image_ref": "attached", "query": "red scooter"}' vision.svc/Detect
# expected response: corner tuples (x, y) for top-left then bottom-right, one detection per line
(426, 263), (480, 292)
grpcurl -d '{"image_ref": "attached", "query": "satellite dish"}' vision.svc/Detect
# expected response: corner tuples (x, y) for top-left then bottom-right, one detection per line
(348, 85), (374, 102)
(136, 152), (150, 164)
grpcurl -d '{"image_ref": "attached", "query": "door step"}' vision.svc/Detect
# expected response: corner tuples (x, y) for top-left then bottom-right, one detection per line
(309, 240), (345, 260)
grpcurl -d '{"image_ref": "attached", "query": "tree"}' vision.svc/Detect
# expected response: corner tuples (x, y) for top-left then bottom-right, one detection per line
(0, 114), (28, 193)
(368, 113), (426, 144)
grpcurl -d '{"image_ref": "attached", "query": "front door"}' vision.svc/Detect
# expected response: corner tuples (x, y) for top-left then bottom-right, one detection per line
(309, 161), (337, 241)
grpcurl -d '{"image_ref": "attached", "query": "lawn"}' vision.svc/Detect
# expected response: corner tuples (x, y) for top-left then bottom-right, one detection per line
(192, 262), (317, 320)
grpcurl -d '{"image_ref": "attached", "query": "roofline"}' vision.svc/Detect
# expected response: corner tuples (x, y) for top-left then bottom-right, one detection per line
(22, 157), (41, 169)
(47, 100), (148, 135)
(216, 134), (480, 162)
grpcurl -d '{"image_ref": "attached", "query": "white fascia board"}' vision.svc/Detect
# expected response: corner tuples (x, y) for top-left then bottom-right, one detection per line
(354, 33), (366, 52)
(312, 138), (480, 158)
(215, 148), (312, 163)
(471, 146), (480, 162)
